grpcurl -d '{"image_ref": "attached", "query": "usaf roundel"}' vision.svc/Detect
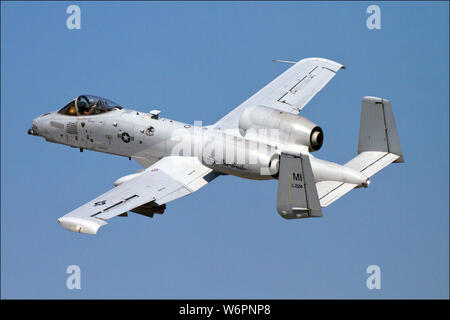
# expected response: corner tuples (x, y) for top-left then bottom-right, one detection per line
(122, 132), (131, 143)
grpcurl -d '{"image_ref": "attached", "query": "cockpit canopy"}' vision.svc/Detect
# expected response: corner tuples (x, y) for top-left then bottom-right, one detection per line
(58, 95), (123, 116)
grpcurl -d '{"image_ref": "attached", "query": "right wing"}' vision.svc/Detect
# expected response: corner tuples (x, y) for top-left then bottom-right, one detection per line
(57, 156), (219, 234)
(214, 57), (345, 131)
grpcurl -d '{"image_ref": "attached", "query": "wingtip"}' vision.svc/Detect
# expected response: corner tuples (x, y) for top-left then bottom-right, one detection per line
(57, 216), (106, 235)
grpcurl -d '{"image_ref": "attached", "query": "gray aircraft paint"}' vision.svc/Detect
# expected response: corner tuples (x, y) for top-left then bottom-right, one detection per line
(28, 58), (404, 234)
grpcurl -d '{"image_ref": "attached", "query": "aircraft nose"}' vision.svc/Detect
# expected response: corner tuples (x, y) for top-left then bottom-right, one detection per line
(28, 118), (39, 136)
(28, 114), (49, 136)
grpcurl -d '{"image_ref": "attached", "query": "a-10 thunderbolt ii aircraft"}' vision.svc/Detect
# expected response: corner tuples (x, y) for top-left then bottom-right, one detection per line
(29, 58), (404, 234)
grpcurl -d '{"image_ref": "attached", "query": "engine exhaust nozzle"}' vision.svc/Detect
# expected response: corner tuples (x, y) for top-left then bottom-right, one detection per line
(310, 127), (324, 151)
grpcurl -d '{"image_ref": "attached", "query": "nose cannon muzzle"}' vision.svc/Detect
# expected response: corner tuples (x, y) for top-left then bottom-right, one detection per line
(28, 118), (40, 136)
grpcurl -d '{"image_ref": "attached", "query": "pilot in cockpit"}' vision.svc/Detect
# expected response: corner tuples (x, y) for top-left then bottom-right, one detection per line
(57, 95), (123, 117)
(83, 107), (95, 115)
(77, 96), (94, 115)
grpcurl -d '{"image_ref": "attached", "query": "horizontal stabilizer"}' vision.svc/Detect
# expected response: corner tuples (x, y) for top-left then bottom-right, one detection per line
(317, 151), (400, 207)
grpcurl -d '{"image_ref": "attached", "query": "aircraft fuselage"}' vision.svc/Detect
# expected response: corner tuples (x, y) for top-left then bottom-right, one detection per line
(29, 95), (368, 184)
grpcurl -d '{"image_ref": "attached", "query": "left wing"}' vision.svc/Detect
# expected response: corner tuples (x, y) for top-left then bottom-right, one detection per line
(214, 57), (344, 131)
(57, 156), (219, 234)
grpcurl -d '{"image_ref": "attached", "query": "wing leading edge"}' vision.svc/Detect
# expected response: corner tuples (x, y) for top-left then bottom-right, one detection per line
(58, 156), (219, 234)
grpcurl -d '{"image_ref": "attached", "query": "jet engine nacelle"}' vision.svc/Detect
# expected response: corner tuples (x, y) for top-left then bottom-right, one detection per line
(201, 131), (280, 180)
(239, 105), (324, 151)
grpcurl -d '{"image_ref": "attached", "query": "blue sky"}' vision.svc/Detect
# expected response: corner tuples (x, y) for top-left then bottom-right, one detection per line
(1, 1), (448, 299)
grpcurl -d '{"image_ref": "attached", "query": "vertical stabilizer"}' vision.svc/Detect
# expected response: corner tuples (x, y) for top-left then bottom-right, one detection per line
(277, 152), (322, 219)
(358, 96), (404, 162)
(316, 96), (404, 207)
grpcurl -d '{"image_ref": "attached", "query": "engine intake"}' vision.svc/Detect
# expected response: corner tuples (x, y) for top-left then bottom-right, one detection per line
(239, 106), (324, 151)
